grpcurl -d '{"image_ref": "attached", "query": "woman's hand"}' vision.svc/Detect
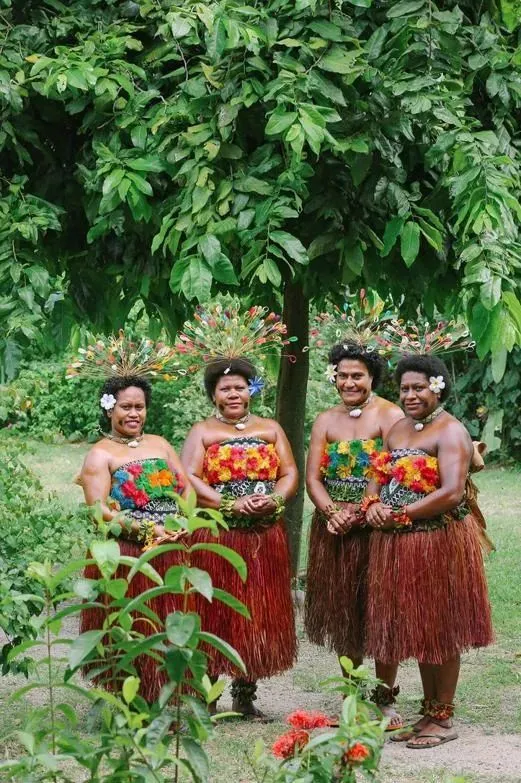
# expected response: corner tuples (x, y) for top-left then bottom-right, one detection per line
(326, 504), (357, 535)
(365, 502), (394, 529)
(232, 495), (267, 517)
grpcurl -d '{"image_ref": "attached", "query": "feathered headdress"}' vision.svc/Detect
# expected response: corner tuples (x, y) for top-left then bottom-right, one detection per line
(66, 331), (183, 381)
(308, 290), (394, 354)
(175, 301), (296, 371)
(376, 319), (475, 356)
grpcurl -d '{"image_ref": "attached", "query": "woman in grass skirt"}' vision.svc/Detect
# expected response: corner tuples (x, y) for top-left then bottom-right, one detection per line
(304, 340), (404, 727)
(364, 353), (493, 749)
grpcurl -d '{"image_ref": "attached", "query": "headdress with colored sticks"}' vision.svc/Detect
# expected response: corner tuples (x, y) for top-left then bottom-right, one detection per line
(175, 300), (296, 396)
(308, 290), (395, 384)
(376, 319), (475, 357)
(66, 331), (183, 412)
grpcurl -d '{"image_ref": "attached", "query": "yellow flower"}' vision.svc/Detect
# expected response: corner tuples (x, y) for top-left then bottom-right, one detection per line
(337, 465), (351, 480)
(219, 468), (232, 482)
(337, 441), (351, 455)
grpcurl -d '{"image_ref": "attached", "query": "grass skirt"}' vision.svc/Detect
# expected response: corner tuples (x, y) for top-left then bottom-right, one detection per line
(365, 514), (494, 664)
(304, 513), (369, 659)
(191, 520), (297, 680)
(81, 539), (186, 703)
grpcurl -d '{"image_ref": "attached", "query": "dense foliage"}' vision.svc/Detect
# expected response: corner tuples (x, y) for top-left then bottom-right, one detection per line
(0, 438), (92, 674)
(1, 0), (520, 366)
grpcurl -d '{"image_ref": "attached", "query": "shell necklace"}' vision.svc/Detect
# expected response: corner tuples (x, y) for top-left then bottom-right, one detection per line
(214, 410), (251, 431)
(107, 432), (144, 448)
(412, 406), (444, 431)
(343, 392), (374, 419)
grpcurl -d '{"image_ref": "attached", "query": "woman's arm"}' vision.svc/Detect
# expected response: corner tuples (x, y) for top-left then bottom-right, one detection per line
(272, 422), (298, 501)
(306, 415), (335, 512)
(180, 424), (223, 510)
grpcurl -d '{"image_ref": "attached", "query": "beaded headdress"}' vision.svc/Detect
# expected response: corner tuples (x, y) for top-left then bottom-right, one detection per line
(66, 331), (183, 381)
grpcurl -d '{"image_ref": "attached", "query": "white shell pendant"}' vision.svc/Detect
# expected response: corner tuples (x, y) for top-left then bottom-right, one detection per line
(128, 440), (140, 447)
(235, 422), (246, 430)
(414, 423), (424, 431)
(349, 409), (362, 418)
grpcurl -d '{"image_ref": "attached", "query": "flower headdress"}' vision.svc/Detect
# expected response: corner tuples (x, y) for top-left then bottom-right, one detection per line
(377, 319), (475, 357)
(175, 301), (296, 394)
(66, 331), (183, 381)
(308, 290), (395, 383)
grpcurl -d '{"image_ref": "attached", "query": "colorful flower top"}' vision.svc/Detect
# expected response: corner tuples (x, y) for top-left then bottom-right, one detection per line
(372, 449), (467, 532)
(320, 438), (382, 503)
(203, 437), (279, 495)
(111, 458), (184, 524)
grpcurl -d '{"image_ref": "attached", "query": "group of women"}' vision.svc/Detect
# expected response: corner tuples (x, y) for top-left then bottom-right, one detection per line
(79, 332), (493, 750)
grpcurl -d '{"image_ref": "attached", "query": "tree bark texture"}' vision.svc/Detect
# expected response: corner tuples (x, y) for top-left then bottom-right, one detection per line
(276, 281), (310, 576)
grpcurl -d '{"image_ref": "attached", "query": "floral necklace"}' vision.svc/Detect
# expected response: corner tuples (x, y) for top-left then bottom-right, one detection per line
(106, 432), (144, 448)
(214, 410), (251, 431)
(343, 392), (374, 419)
(412, 406), (444, 432)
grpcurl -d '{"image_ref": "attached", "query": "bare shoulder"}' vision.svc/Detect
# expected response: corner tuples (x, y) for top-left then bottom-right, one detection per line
(82, 443), (111, 471)
(375, 396), (403, 418)
(442, 413), (473, 444)
(312, 407), (340, 428)
(146, 434), (173, 449)
(185, 420), (209, 438)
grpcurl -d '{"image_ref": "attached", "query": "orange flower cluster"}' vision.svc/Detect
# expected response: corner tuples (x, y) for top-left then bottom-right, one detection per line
(286, 710), (333, 730)
(204, 442), (279, 485)
(371, 452), (440, 494)
(271, 729), (309, 758)
(343, 742), (370, 764)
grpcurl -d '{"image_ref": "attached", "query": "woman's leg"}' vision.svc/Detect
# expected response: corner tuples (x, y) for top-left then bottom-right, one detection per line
(407, 656), (460, 748)
(373, 661), (403, 729)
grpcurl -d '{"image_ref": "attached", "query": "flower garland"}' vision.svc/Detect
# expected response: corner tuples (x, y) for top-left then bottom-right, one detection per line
(204, 442), (279, 485)
(320, 439), (382, 481)
(370, 452), (440, 494)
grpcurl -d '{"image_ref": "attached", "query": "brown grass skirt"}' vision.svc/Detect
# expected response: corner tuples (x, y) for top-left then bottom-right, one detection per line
(365, 514), (494, 665)
(81, 539), (187, 702)
(304, 513), (369, 659)
(191, 520), (297, 680)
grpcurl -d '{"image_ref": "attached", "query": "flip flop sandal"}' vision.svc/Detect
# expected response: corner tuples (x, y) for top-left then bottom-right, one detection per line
(406, 730), (458, 749)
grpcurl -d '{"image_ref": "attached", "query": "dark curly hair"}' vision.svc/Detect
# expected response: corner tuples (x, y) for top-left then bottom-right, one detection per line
(394, 354), (451, 402)
(328, 341), (384, 389)
(203, 357), (256, 400)
(99, 375), (152, 429)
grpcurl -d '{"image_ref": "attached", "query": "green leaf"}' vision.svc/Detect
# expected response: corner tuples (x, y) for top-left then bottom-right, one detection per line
(265, 109), (298, 135)
(189, 543), (247, 581)
(122, 676), (140, 704)
(184, 567), (213, 600)
(181, 738), (210, 782)
(126, 172), (153, 196)
(308, 20), (343, 41)
(400, 221), (420, 266)
(235, 177), (272, 195)
(26, 265), (50, 297)
(480, 276), (502, 310)
(381, 217), (404, 257)
(69, 630), (105, 670)
(210, 254), (239, 285)
(131, 125), (147, 149)
(213, 588), (250, 619)
(387, 0), (426, 17)
(318, 46), (360, 75)
(263, 257), (281, 287)
(270, 231), (308, 265)
(491, 347), (507, 383)
(181, 257), (213, 301)
(165, 611), (199, 646)
(198, 234), (221, 264)
(198, 632), (246, 674)
(105, 578), (128, 600)
(90, 540), (120, 579)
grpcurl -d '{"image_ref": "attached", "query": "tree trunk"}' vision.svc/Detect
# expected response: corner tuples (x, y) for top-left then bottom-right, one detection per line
(276, 281), (310, 576)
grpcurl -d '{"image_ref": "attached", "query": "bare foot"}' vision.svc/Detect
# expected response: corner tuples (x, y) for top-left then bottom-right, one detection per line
(380, 705), (405, 730)
(406, 719), (458, 749)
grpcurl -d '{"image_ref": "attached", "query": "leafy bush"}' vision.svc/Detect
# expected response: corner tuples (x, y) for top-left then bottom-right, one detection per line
(0, 437), (92, 674)
(2, 498), (248, 782)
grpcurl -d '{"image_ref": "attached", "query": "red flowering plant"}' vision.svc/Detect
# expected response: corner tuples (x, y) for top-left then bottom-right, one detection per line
(250, 658), (387, 782)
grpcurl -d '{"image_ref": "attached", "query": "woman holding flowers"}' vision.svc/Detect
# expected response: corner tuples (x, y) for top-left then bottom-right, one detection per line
(182, 355), (298, 719)
(363, 352), (493, 748)
(304, 340), (404, 726)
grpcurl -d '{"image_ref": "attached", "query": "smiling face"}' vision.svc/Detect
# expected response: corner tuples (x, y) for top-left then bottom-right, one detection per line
(109, 386), (147, 437)
(335, 359), (373, 407)
(214, 373), (250, 420)
(399, 371), (440, 419)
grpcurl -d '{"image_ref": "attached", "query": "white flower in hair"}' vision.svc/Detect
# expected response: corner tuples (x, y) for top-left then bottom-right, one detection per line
(325, 364), (338, 384)
(429, 376), (446, 393)
(100, 393), (117, 411)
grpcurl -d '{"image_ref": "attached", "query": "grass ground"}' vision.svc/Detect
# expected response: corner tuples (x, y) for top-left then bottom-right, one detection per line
(1, 443), (520, 782)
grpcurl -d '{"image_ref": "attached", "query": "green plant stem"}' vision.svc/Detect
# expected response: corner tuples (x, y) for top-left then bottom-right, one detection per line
(45, 588), (58, 780)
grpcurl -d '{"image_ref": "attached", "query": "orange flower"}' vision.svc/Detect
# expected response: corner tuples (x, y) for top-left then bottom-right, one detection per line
(272, 729), (309, 759)
(344, 742), (370, 764)
(148, 469), (174, 488)
(287, 710), (333, 729)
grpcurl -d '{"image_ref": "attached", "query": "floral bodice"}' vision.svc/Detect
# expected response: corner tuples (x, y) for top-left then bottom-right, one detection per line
(110, 458), (184, 523)
(203, 437), (279, 498)
(371, 448), (467, 532)
(320, 438), (382, 503)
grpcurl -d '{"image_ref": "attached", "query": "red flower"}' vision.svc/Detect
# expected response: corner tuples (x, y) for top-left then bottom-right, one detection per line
(287, 710), (333, 730)
(410, 480), (424, 493)
(344, 742), (370, 764)
(393, 465), (406, 482)
(127, 463), (143, 477)
(272, 730), (309, 759)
